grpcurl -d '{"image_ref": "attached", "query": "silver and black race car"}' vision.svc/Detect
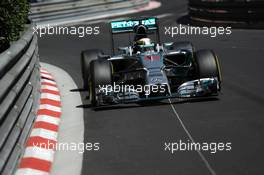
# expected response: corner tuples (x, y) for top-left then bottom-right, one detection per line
(81, 17), (222, 107)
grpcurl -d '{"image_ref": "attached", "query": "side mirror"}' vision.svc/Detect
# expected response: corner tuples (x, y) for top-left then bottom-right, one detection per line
(99, 55), (110, 60)
(164, 42), (174, 50)
(118, 47), (128, 54)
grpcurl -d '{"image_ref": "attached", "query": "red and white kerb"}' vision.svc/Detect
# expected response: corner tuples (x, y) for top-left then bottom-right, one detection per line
(16, 68), (62, 175)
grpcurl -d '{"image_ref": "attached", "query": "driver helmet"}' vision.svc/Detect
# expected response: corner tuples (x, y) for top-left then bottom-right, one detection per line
(136, 38), (152, 46)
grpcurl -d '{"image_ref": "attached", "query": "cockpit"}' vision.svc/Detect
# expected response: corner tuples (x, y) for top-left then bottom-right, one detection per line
(134, 43), (156, 53)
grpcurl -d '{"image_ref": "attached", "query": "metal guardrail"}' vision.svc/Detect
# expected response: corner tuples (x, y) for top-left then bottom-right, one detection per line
(188, 0), (264, 28)
(0, 26), (40, 175)
(30, 0), (74, 4)
(29, 0), (149, 25)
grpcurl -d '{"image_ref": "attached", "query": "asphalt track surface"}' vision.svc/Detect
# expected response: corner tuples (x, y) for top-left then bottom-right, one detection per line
(39, 0), (264, 174)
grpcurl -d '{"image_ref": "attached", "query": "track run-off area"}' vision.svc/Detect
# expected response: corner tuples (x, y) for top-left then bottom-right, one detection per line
(39, 0), (264, 174)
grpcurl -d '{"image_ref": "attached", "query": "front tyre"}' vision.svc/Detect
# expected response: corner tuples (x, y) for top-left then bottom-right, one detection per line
(89, 60), (112, 107)
(195, 49), (222, 91)
(195, 50), (221, 80)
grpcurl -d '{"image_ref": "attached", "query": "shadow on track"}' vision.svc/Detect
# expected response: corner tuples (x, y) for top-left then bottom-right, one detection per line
(76, 96), (219, 111)
(70, 88), (87, 92)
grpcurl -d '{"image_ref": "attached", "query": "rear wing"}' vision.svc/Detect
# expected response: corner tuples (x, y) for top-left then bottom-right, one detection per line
(110, 17), (159, 34)
(110, 17), (160, 55)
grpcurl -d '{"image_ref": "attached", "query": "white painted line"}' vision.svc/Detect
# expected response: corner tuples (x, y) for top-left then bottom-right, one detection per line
(16, 168), (49, 175)
(36, 115), (60, 126)
(39, 104), (62, 113)
(30, 128), (58, 141)
(168, 98), (217, 175)
(23, 147), (55, 162)
(41, 93), (61, 102)
(41, 85), (59, 91)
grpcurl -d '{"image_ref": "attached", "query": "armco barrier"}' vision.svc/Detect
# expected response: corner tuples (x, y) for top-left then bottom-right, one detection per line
(188, 0), (264, 28)
(0, 26), (40, 175)
(29, 0), (150, 25)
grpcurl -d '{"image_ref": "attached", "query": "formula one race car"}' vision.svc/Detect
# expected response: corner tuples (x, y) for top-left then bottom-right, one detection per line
(81, 17), (222, 107)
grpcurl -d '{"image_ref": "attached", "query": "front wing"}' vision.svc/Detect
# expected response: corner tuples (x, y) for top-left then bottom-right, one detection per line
(95, 77), (220, 106)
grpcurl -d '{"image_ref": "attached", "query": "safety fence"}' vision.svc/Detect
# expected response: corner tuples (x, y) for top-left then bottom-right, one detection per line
(0, 27), (40, 175)
(29, 0), (150, 25)
(188, 0), (264, 28)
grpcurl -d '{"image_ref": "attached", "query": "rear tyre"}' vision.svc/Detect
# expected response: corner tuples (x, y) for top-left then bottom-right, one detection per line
(81, 49), (103, 90)
(89, 60), (112, 106)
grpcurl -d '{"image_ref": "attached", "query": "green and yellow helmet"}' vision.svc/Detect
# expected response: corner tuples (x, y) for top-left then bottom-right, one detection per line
(136, 38), (152, 46)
